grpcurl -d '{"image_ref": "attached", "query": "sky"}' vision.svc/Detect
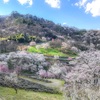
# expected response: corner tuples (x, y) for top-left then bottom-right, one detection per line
(0, 0), (100, 30)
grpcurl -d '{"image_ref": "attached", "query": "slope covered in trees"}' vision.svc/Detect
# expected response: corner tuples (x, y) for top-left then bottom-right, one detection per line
(0, 11), (100, 100)
(0, 11), (85, 38)
(1, 11), (100, 51)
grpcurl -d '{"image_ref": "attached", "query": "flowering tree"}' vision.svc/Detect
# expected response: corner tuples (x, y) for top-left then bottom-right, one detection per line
(50, 39), (62, 48)
(42, 37), (47, 42)
(61, 42), (71, 50)
(29, 41), (36, 46)
(0, 62), (18, 94)
(71, 46), (79, 53)
(38, 69), (55, 78)
(0, 62), (9, 73)
(4, 71), (18, 94)
(35, 43), (50, 49)
(64, 50), (100, 100)
(38, 69), (47, 78)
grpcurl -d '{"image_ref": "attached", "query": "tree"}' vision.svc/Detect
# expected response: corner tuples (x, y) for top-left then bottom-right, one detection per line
(29, 41), (36, 46)
(0, 62), (18, 94)
(64, 50), (100, 100)
(4, 71), (18, 94)
(50, 39), (62, 48)
(0, 40), (18, 53)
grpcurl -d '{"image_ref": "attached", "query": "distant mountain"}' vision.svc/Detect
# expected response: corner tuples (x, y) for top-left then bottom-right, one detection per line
(0, 11), (100, 50)
(0, 11), (85, 37)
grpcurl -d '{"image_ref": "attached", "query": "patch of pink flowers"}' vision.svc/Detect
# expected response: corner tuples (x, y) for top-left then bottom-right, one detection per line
(0, 64), (9, 73)
(38, 69), (55, 78)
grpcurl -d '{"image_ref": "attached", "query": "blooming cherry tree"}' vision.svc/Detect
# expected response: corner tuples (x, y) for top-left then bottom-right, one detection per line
(64, 50), (100, 100)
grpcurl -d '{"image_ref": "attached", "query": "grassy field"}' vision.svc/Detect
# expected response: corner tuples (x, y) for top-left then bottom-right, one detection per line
(0, 86), (63, 100)
(27, 46), (76, 57)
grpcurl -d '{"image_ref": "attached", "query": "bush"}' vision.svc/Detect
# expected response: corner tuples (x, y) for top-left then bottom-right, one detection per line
(29, 41), (36, 46)
(61, 42), (71, 50)
(0, 40), (18, 53)
(35, 37), (42, 43)
(71, 46), (79, 53)
(50, 39), (62, 48)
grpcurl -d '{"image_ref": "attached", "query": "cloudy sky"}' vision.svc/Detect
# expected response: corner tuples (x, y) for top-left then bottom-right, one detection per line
(0, 0), (100, 30)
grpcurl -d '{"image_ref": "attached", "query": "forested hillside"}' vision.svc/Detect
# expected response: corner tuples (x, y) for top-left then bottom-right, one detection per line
(0, 11), (100, 100)
(1, 11), (100, 51)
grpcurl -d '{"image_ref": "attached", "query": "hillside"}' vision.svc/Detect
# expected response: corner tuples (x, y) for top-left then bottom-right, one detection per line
(0, 11), (81, 38)
(0, 11), (100, 100)
(1, 11), (100, 51)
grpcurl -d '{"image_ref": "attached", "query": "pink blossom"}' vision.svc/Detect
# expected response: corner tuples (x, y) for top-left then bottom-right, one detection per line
(39, 69), (47, 78)
(47, 72), (55, 78)
(0, 64), (9, 73)
(39, 70), (55, 78)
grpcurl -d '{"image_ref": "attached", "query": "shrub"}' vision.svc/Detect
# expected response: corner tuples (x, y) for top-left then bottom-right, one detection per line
(40, 43), (50, 49)
(61, 42), (71, 50)
(0, 40), (18, 53)
(42, 37), (47, 42)
(71, 46), (79, 53)
(29, 41), (36, 46)
(35, 37), (42, 43)
(50, 39), (62, 48)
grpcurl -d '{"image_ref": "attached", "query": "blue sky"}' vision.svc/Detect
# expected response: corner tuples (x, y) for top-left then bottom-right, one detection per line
(0, 0), (100, 30)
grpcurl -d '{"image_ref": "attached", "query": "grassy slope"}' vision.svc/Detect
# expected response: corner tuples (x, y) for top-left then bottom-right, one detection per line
(0, 76), (64, 100)
(0, 86), (63, 100)
(28, 46), (76, 57)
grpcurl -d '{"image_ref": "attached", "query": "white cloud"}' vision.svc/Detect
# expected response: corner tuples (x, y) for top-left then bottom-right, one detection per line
(45, 0), (60, 8)
(75, 0), (100, 17)
(62, 22), (68, 27)
(17, 0), (33, 6)
(62, 22), (67, 25)
(85, 0), (100, 17)
(3, 0), (10, 3)
(75, 0), (88, 7)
